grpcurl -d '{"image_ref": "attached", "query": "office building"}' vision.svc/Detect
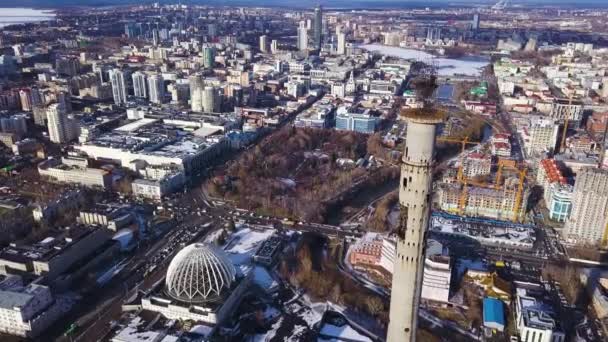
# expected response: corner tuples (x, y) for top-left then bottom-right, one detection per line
(109, 69), (128, 105)
(564, 168), (608, 244)
(298, 22), (308, 51)
(337, 32), (346, 55)
(0, 275), (68, 337)
(515, 287), (565, 342)
(472, 14), (480, 30)
(271, 39), (278, 54)
(202, 46), (215, 69)
(203, 86), (216, 112)
(313, 6), (323, 50)
(38, 157), (112, 189)
(132, 71), (148, 99)
(147, 73), (164, 104)
(335, 108), (377, 134)
(259, 35), (268, 53)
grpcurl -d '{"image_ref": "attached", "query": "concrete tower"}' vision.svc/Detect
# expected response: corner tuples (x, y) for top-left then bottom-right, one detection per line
(387, 110), (442, 342)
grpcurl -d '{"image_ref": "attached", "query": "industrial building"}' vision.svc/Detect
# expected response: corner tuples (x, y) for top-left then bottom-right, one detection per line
(0, 226), (112, 280)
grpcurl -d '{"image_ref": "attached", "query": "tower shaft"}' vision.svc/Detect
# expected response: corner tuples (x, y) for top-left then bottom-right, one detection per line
(387, 119), (438, 342)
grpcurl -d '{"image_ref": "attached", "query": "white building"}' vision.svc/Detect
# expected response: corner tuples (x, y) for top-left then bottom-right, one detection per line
(141, 244), (251, 329)
(420, 240), (451, 303)
(0, 275), (67, 337)
(463, 152), (492, 179)
(259, 35), (268, 53)
(37, 157), (112, 189)
(564, 168), (608, 244)
(46, 103), (79, 144)
(297, 22), (308, 51)
(523, 116), (559, 156)
(515, 287), (565, 342)
(132, 71), (148, 99)
(147, 73), (164, 104)
(110, 69), (128, 105)
(337, 32), (346, 55)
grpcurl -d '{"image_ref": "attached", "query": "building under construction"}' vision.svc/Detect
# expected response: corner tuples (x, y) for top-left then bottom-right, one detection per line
(438, 175), (530, 222)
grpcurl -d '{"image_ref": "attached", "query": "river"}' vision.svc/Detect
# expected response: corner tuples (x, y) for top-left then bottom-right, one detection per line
(0, 8), (56, 28)
(360, 44), (489, 77)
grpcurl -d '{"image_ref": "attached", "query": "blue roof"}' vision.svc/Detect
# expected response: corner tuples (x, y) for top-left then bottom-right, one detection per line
(483, 297), (505, 326)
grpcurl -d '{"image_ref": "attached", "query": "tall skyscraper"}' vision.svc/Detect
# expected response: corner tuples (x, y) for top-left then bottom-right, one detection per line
(259, 35), (268, 53)
(152, 28), (160, 46)
(202, 46), (215, 69)
(337, 32), (346, 55)
(132, 71), (148, 98)
(18, 89), (32, 112)
(313, 5), (323, 50)
(298, 21), (308, 51)
(46, 103), (78, 143)
(147, 73), (164, 104)
(564, 168), (608, 244)
(271, 40), (278, 54)
(109, 69), (128, 105)
(202, 86), (216, 113)
(388, 109), (443, 342)
(472, 14), (480, 30)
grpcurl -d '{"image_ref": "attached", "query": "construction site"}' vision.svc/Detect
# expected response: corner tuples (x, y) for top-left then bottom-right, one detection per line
(435, 137), (531, 223)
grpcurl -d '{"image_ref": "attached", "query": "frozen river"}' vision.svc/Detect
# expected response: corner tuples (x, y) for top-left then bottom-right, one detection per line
(360, 44), (489, 77)
(0, 8), (56, 28)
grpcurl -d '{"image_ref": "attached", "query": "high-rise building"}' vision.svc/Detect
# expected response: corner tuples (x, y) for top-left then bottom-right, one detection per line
(202, 86), (216, 113)
(564, 168), (608, 244)
(270, 40), (278, 54)
(313, 6), (323, 50)
(337, 32), (346, 55)
(18, 89), (32, 112)
(147, 73), (164, 104)
(109, 69), (128, 105)
(132, 72), (148, 99)
(47, 103), (78, 144)
(472, 14), (480, 30)
(388, 109), (443, 342)
(55, 56), (80, 77)
(152, 28), (160, 46)
(259, 35), (268, 53)
(298, 23), (308, 51)
(202, 46), (215, 69)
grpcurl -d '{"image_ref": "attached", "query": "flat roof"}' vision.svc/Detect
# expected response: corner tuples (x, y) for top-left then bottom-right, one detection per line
(483, 297), (505, 326)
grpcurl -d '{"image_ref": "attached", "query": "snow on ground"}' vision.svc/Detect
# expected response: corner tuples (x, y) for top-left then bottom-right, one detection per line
(224, 227), (275, 265)
(318, 323), (372, 342)
(253, 266), (279, 292)
(360, 44), (489, 76)
(251, 317), (283, 342)
(286, 325), (307, 342)
(204, 229), (224, 244)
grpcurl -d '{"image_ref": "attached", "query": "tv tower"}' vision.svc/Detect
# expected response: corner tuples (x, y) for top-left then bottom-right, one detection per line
(387, 64), (443, 342)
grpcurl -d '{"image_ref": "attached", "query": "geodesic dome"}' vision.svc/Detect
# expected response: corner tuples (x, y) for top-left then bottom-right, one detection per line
(165, 243), (236, 303)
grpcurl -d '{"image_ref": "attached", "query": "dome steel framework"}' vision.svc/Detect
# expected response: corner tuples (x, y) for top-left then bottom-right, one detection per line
(165, 243), (236, 303)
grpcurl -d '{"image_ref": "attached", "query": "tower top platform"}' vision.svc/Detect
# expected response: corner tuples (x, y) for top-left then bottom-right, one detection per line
(400, 107), (445, 124)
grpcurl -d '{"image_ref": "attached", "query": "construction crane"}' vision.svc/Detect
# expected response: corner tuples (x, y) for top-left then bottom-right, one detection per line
(436, 136), (480, 182)
(495, 158), (518, 190)
(513, 168), (528, 222)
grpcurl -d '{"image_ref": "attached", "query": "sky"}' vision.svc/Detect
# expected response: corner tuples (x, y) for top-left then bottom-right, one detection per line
(3, 0), (608, 9)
